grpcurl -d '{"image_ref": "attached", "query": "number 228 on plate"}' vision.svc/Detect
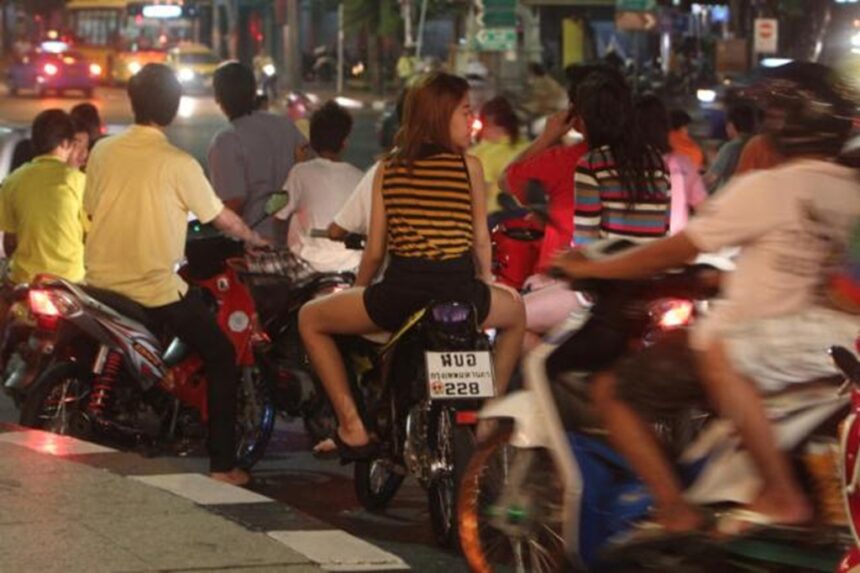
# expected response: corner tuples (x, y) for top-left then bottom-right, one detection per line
(425, 351), (495, 400)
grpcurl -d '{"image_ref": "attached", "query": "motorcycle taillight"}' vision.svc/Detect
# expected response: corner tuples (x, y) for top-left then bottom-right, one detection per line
(29, 290), (60, 317)
(28, 289), (80, 330)
(649, 298), (695, 330)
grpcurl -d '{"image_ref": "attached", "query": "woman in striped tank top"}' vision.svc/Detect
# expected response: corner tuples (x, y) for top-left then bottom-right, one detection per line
(299, 72), (526, 460)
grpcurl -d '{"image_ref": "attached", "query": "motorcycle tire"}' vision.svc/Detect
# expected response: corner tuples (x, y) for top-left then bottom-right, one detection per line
(234, 365), (277, 469)
(19, 361), (93, 438)
(354, 456), (405, 511)
(427, 407), (475, 548)
(458, 428), (570, 573)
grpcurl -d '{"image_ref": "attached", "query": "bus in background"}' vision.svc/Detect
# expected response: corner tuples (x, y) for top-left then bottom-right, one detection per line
(64, 0), (205, 84)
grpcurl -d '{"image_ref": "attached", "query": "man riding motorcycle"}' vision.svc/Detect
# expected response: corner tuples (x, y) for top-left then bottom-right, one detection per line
(84, 64), (269, 486)
(552, 62), (860, 537)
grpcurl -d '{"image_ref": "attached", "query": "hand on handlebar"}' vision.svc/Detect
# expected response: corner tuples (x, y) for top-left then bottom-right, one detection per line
(244, 232), (273, 254)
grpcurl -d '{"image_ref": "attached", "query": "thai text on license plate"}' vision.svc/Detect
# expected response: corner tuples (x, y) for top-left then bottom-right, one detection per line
(425, 351), (495, 400)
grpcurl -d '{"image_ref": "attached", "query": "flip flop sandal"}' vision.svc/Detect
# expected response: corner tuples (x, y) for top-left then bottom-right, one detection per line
(331, 431), (380, 465)
(712, 508), (809, 541)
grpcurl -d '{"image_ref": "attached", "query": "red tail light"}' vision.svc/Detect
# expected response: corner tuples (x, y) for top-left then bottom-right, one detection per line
(29, 290), (60, 317)
(456, 411), (479, 425)
(43, 63), (59, 76)
(651, 298), (695, 330)
(28, 288), (80, 331)
(29, 289), (62, 331)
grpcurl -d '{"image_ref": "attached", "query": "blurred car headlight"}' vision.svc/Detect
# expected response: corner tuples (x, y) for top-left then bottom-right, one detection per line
(127, 61), (142, 75)
(89, 63), (102, 77)
(696, 89), (717, 104)
(178, 68), (195, 83)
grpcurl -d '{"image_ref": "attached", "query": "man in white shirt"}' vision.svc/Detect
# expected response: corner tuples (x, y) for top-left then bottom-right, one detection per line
(277, 101), (363, 272)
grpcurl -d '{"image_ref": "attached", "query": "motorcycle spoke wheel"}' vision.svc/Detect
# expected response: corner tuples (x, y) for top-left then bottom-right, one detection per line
(459, 429), (568, 573)
(20, 362), (92, 439)
(39, 378), (88, 434)
(428, 407), (474, 548)
(234, 365), (276, 469)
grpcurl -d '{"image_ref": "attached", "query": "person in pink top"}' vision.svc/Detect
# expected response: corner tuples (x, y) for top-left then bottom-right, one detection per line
(635, 94), (707, 233)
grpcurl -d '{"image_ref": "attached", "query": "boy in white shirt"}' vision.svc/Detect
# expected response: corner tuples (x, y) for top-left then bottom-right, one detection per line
(277, 101), (363, 272)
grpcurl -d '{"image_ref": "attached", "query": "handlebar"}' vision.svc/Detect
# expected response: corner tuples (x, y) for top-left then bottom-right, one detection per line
(310, 228), (366, 251)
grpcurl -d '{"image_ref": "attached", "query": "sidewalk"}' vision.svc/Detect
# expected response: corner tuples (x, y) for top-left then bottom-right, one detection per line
(0, 422), (408, 573)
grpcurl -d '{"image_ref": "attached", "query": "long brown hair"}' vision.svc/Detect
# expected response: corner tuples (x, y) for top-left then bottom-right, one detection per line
(388, 72), (470, 167)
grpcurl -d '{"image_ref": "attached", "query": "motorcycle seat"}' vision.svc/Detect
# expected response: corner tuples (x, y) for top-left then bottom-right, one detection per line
(80, 285), (160, 334)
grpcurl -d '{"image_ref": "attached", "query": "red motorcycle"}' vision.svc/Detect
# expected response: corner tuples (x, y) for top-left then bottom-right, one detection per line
(18, 225), (275, 467)
(835, 342), (860, 573)
(490, 182), (547, 290)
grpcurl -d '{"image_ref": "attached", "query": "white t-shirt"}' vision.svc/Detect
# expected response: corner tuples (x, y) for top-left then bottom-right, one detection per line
(333, 162), (378, 235)
(277, 157), (363, 272)
(686, 159), (860, 349)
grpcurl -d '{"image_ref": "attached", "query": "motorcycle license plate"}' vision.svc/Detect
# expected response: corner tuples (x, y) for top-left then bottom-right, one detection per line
(425, 351), (495, 400)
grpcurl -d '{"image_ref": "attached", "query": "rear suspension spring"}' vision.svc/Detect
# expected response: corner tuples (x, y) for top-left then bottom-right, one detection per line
(88, 350), (122, 416)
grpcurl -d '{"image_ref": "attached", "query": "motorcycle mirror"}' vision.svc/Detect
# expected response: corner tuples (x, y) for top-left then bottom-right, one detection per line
(497, 192), (520, 212)
(525, 179), (548, 208)
(265, 191), (289, 216)
(831, 346), (860, 384)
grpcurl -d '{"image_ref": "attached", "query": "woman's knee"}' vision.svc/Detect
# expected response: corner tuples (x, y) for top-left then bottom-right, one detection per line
(491, 289), (525, 330)
(298, 300), (321, 339)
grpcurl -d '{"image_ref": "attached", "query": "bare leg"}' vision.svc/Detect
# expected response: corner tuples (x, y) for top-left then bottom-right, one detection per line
(591, 371), (703, 531)
(482, 285), (526, 395)
(696, 340), (812, 524)
(298, 288), (380, 448)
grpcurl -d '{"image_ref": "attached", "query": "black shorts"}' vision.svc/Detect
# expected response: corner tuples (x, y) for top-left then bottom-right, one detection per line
(363, 256), (491, 332)
(613, 330), (707, 422)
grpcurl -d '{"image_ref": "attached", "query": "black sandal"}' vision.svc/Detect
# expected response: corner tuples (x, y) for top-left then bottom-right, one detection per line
(331, 431), (379, 464)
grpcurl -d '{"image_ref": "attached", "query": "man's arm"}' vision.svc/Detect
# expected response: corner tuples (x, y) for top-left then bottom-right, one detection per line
(555, 232), (700, 280)
(211, 207), (268, 247)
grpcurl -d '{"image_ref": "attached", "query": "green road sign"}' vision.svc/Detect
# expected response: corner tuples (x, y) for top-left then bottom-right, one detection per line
(477, 0), (517, 29)
(476, 27), (517, 52)
(615, 0), (656, 11)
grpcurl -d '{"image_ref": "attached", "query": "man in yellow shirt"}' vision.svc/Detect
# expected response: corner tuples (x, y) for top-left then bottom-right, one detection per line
(85, 64), (268, 486)
(0, 109), (86, 284)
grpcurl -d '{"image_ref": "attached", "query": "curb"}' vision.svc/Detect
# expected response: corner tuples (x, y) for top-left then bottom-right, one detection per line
(0, 423), (410, 572)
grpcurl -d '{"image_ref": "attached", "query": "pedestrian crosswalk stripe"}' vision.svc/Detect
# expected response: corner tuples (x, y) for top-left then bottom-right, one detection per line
(268, 530), (410, 571)
(131, 473), (272, 505)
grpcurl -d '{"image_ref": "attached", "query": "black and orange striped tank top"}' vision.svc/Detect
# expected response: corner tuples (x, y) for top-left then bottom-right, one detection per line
(382, 148), (474, 261)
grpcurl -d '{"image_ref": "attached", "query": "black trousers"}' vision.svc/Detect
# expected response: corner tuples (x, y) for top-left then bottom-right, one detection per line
(145, 290), (238, 472)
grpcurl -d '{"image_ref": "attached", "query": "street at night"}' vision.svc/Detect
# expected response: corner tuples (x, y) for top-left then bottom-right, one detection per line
(1, 0), (860, 572)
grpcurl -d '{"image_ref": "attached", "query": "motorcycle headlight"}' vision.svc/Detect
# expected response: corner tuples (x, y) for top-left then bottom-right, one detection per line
(178, 68), (195, 83)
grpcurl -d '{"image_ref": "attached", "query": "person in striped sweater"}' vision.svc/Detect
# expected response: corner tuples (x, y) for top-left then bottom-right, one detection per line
(572, 74), (671, 246)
